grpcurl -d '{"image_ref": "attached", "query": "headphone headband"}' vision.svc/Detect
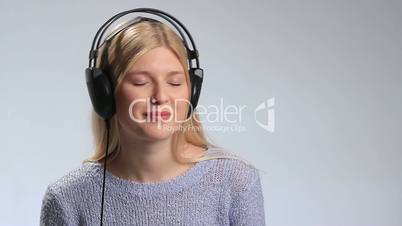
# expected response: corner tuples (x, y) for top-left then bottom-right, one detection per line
(101, 17), (158, 45)
(88, 8), (200, 69)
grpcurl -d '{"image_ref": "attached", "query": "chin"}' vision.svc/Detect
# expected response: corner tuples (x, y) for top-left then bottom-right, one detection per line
(140, 122), (175, 141)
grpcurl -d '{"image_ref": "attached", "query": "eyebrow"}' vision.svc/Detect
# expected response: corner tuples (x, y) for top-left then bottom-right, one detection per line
(128, 70), (184, 77)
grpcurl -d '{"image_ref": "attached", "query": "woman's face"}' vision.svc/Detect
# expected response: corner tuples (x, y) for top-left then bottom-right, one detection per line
(115, 46), (190, 141)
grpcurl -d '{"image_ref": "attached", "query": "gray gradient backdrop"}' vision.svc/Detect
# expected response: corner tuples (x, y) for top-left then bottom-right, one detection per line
(1, 0), (401, 225)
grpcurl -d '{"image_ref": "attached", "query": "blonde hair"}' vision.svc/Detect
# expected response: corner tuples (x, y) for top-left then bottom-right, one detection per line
(82, 18), (262, 172)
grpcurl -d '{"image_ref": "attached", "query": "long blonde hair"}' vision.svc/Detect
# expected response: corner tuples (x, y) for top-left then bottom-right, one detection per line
(82, 18), (259, 171)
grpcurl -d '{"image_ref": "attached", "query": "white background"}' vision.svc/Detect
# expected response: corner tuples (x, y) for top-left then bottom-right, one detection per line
(1, 0), (401, 225)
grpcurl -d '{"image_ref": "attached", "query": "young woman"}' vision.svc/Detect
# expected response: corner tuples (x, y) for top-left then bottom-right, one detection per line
(40, 9), (266, 226)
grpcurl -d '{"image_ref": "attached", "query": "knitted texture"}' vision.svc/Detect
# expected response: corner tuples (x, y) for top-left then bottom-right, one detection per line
(40, 148), (266, 225)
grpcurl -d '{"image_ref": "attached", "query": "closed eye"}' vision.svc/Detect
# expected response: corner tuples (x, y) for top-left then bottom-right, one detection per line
(133, 82), (148, 86)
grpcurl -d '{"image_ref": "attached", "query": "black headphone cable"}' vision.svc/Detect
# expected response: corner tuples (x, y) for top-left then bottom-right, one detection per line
(100, 119), (110, 226)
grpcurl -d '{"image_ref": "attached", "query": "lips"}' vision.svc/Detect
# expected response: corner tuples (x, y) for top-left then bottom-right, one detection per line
(144, 111), (171, 120)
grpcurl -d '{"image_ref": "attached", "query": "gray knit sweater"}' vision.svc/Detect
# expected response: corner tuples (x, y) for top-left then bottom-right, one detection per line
(40, 148), (266, 225)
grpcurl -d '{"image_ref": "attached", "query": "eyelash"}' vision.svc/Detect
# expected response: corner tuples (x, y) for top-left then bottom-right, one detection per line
(134, 83), (147, 86)
(133, 82), (182, 86)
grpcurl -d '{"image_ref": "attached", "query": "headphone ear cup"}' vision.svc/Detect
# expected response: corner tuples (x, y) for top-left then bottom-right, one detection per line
(85, 68), (116, 119)
(187, 68), (204, 118)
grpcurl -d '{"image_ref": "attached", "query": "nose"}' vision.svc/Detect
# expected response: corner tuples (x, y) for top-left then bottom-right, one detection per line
(151, 83), (169, 105)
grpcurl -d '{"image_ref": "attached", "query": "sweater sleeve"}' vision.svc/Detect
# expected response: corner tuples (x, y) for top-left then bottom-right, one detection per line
(39, 185), (75, 226)
(229, 172), (266, 226)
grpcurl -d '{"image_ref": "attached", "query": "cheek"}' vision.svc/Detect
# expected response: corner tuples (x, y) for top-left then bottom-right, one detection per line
(175, 101), (188, 121)
(176, 88), (188, 101)
(175, 84), (191, 102)
(115, 86), (146, 121)
(172, 93), (191, 121)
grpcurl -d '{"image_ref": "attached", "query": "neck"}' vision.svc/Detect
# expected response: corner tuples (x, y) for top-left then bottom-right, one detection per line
(107, 131), (192, 183)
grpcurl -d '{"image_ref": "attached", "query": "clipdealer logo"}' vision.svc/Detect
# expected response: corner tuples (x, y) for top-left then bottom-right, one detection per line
(254, 97), (275, 133)
(127, 97), (275, 133)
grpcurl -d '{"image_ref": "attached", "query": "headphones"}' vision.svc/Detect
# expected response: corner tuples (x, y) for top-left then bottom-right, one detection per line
(85, 8), (203, 121)
(84, 8), (203, 226)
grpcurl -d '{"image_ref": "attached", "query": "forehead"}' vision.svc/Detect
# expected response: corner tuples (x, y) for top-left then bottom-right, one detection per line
(127, 46), (185, 74)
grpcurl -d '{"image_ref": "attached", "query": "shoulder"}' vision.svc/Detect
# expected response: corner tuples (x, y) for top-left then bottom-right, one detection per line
(43, 162), (99, 200)
(205, 147), (262, 194)
(40, 162), (98, 224)
(206, 149), (266, 225)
